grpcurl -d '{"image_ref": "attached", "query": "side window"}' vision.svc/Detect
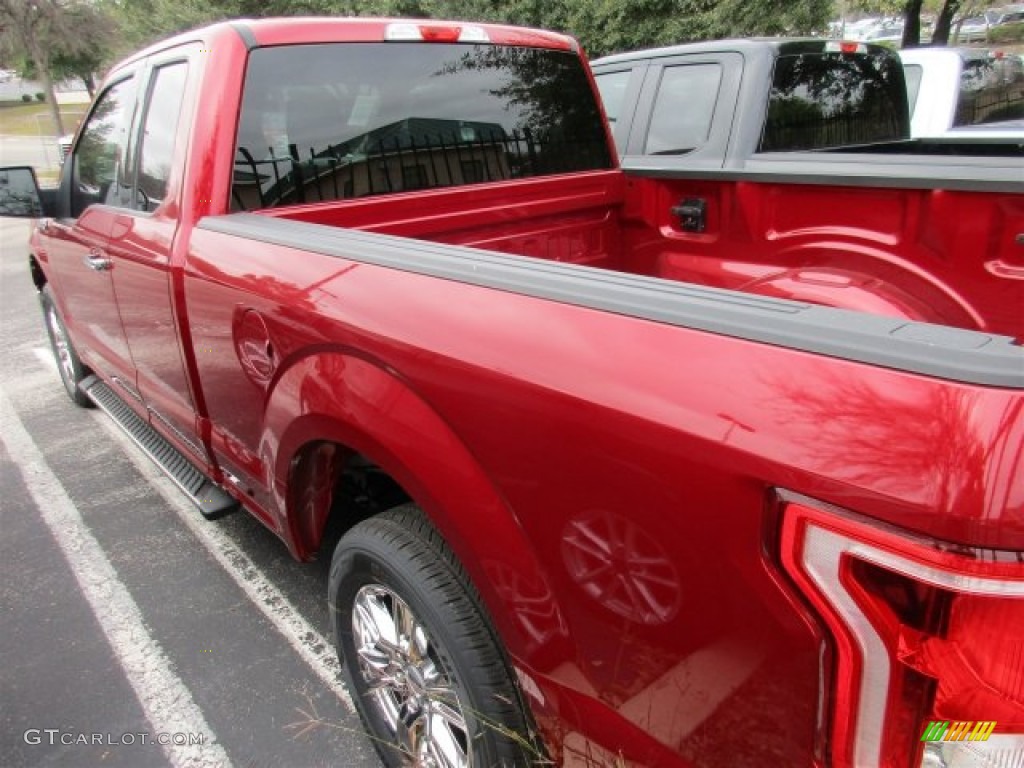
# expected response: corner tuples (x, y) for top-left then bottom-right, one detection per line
(902, 64), (923, 117)
(644, 64), (722, 155)
(72, 77), (136, 217)
(136, 62), (189, 212)
(594, 70), (632, 154)
(594, 70), (631, 126)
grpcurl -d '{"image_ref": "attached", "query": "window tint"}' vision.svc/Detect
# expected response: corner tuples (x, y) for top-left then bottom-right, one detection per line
(955, 58), (1024, 126)
(136, 62), (188, 212)
(232, 43), (612, 210)
(759, 51), (907, 152)
(644, 64), (722, 155)
(72, 77), (136, 216)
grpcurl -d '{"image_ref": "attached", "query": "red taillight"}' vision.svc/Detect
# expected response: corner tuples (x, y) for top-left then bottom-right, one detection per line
(780, 500), (1024, 767)
(826, 41), (867, 54)
(419, 25), (462, 42)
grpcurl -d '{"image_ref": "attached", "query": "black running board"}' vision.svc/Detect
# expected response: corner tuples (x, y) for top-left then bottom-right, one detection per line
(81, 376), (238, 520)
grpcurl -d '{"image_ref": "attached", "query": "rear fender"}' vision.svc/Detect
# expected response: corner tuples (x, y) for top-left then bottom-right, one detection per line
(260, 351), (571, 665)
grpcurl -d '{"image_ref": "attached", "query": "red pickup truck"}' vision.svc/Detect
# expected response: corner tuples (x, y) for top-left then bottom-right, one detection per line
(4, 19), (1023, 768)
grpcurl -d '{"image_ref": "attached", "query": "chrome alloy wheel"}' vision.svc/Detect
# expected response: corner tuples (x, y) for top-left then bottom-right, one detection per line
(47, 303), (75, 385)
(352, 584), (472, 768)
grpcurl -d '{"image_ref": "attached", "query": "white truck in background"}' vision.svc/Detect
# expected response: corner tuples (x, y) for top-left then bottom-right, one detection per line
(899, 47), (1024, 138)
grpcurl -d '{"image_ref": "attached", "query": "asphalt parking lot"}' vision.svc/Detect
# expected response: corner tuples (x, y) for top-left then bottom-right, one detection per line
(1, 217), (381, 767)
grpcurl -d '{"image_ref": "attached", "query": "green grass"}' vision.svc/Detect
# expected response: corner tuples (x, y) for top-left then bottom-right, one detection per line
(0, 102), (89, 137)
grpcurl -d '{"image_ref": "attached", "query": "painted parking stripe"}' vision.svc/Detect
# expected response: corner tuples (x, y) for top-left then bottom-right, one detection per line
(0, 388), (232, 768)
(86, 409), (357, 713)
(33, 346), (57, 372)
(31, 344), (354, 712)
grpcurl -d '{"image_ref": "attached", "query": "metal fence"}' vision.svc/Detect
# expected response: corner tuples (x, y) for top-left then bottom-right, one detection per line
(232, 130), (608, 210)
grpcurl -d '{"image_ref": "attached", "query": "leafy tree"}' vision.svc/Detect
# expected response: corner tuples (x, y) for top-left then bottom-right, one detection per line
(50, 4), (116, 96)
(1, 0), (66, 135)
(0, 1), (112, 132)
(105, 0), (835, 60)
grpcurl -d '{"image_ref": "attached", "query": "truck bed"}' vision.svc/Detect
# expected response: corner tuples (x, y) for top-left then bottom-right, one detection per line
(254, 167), (1024, 341)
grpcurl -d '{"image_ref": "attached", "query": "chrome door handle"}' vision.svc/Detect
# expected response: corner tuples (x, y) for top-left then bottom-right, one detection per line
(83, 247), (112, 271)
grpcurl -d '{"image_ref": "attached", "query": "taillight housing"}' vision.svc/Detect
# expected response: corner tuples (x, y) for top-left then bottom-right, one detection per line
(384, 22), (490, 43)
(780, 499), (1024, 767)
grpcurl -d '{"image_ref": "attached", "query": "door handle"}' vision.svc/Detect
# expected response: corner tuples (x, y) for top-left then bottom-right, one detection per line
(83, 247), (112, 272)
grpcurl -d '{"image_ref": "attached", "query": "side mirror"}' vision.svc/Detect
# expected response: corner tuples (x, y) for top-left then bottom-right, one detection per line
(0, 166), (57, 218)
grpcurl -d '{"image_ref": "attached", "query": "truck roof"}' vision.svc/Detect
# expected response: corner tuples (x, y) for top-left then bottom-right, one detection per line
(591, 37), (890, 67)
(898, 46), (1013, 64)
(116, 16), (577, 70)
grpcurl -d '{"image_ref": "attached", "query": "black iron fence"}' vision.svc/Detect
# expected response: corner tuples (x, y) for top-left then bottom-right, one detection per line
(232, 130), (608, 211)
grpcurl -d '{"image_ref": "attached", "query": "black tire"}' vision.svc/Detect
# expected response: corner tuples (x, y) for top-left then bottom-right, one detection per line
(329, 504), (540, 768)
(40, 285), (92, 407)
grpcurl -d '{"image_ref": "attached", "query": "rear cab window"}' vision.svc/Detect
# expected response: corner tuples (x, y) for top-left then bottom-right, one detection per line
(759, 46), (908, 151)
(231, 42), (612, 210)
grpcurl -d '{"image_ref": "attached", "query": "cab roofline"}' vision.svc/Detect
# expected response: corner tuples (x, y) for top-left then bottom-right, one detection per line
(235, 16), (575, 51)
(591, 36), (891, 66)
(108, 16), (578, 78)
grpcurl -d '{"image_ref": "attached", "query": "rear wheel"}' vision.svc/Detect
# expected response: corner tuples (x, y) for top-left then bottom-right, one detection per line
(41, 285), (92, 407)
(329, 504), (539, 767)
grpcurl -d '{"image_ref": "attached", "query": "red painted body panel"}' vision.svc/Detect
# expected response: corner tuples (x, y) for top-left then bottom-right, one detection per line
(183, 225), (1022, 764)
(269, 170), (628, 270)
(44, 211), (137, 386)
(621, 177), (1024, 339)
(28, 19), (1024, 766)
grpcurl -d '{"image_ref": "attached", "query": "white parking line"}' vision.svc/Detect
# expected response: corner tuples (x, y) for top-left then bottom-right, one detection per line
(29, 346), (355, 713)
(33, 346), (57, 372)
(0, 387), (232, 768)
(85, 404), (356, 713)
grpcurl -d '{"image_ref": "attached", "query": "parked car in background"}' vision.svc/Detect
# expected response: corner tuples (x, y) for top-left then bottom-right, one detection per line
(900, 47), (1024, 137)
(832, 16), (882, 40)
(957, 15), (992, 42)
(988, 3), (1024, 26)
(861, 18), (905, 44)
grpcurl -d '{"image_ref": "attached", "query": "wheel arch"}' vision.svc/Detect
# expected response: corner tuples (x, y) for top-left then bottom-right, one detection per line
(262, 351), (570, 665)
(741, 241), (986, 330)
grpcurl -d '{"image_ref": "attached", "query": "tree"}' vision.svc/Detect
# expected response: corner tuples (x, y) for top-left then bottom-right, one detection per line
(1, 0), (66, 135)
(107, 0), (834, 61)
(0, 1), (110, 135)
(50, 4), (117, 97)
(901, 0), (924, 48)
(931, 0), (955, 43)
